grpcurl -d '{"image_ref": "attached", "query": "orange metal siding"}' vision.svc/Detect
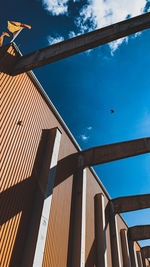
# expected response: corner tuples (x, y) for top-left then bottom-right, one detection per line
(1, 44), (144, 267)
(1, 45), (77, 266)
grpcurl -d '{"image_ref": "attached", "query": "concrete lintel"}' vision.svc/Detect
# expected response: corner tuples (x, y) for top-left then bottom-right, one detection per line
(111, 194), (150, 214)
(12, 12), (150, 75)
(128, 225), (150, 241)
(79, 137), (150, 167)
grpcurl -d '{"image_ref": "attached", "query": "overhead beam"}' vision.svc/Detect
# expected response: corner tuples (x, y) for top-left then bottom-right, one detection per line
(111, 193), (150, 214)
(12, 12), (150, 75)
(141, 246), (150, 258)
(79, 137), (150, 167)
(128, 225), (150, 241)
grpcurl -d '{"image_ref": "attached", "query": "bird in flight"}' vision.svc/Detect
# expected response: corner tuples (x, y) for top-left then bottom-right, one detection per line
(110, 109), (115, 114)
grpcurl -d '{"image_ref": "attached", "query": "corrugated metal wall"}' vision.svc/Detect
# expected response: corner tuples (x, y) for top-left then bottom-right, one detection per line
(0, 45), (147, 267)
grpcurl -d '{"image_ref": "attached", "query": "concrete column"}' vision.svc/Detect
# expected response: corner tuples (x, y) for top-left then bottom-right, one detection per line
(21, 128), (61, 267)
(95, 193), (107, 267)
(129, 240), (138, 267)
(32, 128), (61, 267)
(141, 254), (147, 267)
(67, 155), (87, 267)
(109, 202), (121, 267)
(80, 168), (86, 267)
(137, 251), (144, 267)
(120, 229), (131, 267)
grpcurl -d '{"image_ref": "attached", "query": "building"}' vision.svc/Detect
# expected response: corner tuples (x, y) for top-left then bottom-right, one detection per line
(1, 12), (150, 267)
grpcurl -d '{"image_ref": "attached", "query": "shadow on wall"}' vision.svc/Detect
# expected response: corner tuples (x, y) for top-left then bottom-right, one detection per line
(0, 129), (79, 267)
(0, 128), (110, 267)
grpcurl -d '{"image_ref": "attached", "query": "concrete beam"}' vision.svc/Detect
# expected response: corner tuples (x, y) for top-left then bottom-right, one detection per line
(141, 246), (150, 258)
(128, 225), (150, 241)
(12, 12), (150, 75)
(79, 137), (150, 167)
(111, 194), (150, 214)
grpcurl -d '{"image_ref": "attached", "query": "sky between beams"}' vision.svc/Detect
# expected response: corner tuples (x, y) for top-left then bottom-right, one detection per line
(43, 0), (150, 54)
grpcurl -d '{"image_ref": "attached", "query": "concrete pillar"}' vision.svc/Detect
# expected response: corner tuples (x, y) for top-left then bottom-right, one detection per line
(95, 193), (107, 267)
(120, 229), (131, 267)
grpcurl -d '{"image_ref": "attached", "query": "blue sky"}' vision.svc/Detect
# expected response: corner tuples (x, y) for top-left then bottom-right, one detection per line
(1, 0), (150, 246)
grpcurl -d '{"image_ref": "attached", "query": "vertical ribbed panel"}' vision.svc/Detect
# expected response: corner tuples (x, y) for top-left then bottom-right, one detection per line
(0, 212), (22, 267)
(1, 45), (135, 267)
(0, 45), (76, 266)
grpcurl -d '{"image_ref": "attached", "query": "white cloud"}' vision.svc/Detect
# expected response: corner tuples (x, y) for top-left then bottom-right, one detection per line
(42, 0), (69, 15)
(68, 31), (76, 39)
(47, 35), (64, 45)
(109, 37), (129, 56)
(134, 31), (142, 38)
(80, 126), (93, 141)
(87, 126), (92, 130)
(80, 134), (89, 141)
(138, 111), (150, 136)
(44, 0), (147, 54)
(75, 0), (147, 54)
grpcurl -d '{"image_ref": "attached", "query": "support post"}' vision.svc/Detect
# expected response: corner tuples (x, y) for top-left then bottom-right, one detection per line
(80, 168), (86, 267)
(120, 229), (131, 267)
(142, 255), (147, 267)
(109, 202), (121, 267)
(137, 251), (144, 267)
(94, 193), (107, 267)
(128, 240), (138, 267)
(141, 246), (150, 259)
(141, 253), (147, 267)
(67, 154), (86, 267)
(21, 128), (61, 267)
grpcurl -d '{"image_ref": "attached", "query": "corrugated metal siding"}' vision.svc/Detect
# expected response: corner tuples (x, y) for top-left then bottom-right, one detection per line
(1, 44), (143, 267)
(1, 45), (77, 267)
